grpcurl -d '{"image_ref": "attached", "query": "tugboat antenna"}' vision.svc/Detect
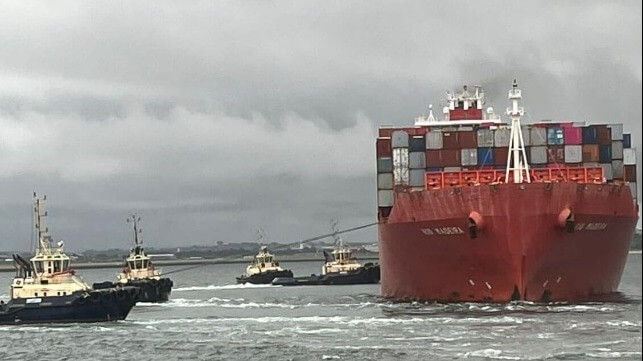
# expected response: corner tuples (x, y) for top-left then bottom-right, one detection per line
(33, 193), (52, 255)
(127, 214), (143, 246)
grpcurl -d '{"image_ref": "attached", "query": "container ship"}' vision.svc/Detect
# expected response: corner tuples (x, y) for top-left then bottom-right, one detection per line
(376, 81), (639, 303)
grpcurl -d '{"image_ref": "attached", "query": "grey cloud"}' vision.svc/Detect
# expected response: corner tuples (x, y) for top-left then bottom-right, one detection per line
(0, 1), (641, 250)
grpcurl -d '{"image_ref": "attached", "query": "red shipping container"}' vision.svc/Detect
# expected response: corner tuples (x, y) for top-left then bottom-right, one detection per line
(450, 108), (482, 120)
(582, 144), (600, 162)
(426, 150), (461, 167)
(563, 127), (583, 145)
(458, 131), (478, 148)
(379, 128), (395, 137)
(547, 146), (565, 164)
(493, 148), (509, 165)
(441, 131), (460, 149)
(376, 137), (392, 157)
(399, 127), (426, 136)
(624, 165), (637, 182)
(596, 126), (612, 145)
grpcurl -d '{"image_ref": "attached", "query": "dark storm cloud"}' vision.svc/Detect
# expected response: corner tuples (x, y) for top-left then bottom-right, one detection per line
(0, 0), (641, 250)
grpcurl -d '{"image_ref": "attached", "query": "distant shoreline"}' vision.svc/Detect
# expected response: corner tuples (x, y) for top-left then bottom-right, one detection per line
(0, 255), (380, 273)
(1, 252), (639, 273)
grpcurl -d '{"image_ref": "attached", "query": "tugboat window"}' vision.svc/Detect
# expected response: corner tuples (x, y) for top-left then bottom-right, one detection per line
(35, 261), (44, 273)
(53, 261), (61, 273)
(63, 260), (70, 270)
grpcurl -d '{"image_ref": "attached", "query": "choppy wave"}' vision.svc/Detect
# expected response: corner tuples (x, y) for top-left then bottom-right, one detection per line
(172, 283), (275, 292)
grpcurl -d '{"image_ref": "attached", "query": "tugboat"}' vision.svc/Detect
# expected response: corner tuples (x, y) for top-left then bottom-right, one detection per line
(0, 194), (139, 325)
(93, 214), (173, 302)
(272, 222), (380, 286)
(236, 246), (293, 284)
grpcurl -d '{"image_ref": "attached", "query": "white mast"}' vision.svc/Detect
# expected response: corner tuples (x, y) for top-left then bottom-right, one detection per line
(504, 80), (531, 184)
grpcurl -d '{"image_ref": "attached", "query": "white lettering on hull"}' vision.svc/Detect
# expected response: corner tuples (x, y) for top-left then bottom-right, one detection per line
(421, 227), (465, 236)
(574, 223), (608, 231)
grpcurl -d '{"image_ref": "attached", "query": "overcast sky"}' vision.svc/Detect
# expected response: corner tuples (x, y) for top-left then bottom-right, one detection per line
(1, 1), (641, 251)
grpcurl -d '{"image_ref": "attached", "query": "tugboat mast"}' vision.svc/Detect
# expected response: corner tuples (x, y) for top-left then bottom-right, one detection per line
(504, 79), (531, 184)
(127, 214), (142, 246)
(33, 193), (53, 255)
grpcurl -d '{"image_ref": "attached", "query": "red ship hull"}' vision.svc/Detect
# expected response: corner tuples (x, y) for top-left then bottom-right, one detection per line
(379, 182), (638, 302)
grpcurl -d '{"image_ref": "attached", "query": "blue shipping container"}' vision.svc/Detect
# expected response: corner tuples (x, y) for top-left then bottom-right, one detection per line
(623, 133), (632, 148)
(547, 127), (564, 145)
(477, 147), (495, 166)
(599, 144), (612, 163)
(582, 126), (598, 144)
(409, 136), (426, 152)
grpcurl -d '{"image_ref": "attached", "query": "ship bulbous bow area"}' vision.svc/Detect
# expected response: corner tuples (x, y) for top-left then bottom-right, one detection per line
(379, 182), (638, 303)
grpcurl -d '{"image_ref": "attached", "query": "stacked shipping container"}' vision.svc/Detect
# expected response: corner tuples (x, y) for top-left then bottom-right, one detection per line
(376, 122), (638, 209)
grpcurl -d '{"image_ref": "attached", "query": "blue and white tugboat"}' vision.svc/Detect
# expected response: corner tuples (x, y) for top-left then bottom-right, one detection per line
(0, 194), (139, 325)
(93, 214), (173, 302)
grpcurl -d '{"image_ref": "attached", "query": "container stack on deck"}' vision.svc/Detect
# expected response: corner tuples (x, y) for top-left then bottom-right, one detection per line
(376, 122), (638, 216)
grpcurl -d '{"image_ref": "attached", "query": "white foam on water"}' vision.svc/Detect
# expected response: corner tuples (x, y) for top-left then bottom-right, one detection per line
(172, 283), (275, 292)
(322, 355), (340, 360)
(585, 351), (643, 359)
(463, 349), (520, 360)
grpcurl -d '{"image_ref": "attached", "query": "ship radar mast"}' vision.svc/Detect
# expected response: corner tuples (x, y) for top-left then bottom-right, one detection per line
(33, 193), (62, 255)
(330, 219), (343, 247)
(127, 214), (143, 247)
(504, 79), (531, 184)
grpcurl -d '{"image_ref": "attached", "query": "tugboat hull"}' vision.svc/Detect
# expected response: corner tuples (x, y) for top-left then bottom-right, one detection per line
(272, 264), (380, 286)
(0, 288), (139, 325)
(94, 278), (173, 303)
(237, 270), (294, 285)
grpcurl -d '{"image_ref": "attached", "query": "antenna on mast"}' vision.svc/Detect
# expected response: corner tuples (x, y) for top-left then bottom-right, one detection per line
(127, 214), (143, 246)
(330, 219), (343, 247)
(33, 192), (52, 255)
(504, 79), (531, 183)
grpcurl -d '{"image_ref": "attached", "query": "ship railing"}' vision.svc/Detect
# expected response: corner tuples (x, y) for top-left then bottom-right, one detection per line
(425, 167), (605, 189)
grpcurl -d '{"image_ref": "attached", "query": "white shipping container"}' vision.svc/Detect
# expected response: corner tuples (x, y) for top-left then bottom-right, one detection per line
(458, 126), (474, 131)
(494, 128), (511, 147)
(444, 167), (462, 172)
(409, 169), (426, 187)
(377, 157), (393, 173)
(611, 141), (623, 160)
(461, 148), (478, 166)
(410, 186), (425, 192)
(608, 124), (624, 140)
(623, 148), (637, 165)
(425, 131), (443, 149)
(612, 160), (624, 179)
(530, 127), (547, 146)
(477, 129), (494, 147)
(409, 151), (426, 169)
(393, 148), (409, 185)
(377, 173), (393, 190)
(628, 182), (638, 201)
(377, 190), (394, 207)
(392, 130), (409, 148)
(601, 163), (613, 181)
(521, 125), (531, 146)
(530, 146), (548, 164)
(564, 145), (583, 163)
